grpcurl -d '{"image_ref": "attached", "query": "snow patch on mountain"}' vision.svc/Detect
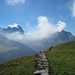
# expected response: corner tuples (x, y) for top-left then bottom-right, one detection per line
(8, 23), (19, 28)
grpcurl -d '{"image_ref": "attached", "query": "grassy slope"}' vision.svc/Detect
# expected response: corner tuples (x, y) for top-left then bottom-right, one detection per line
(46, 41), (75, 75)
(0, 54), (39, 75)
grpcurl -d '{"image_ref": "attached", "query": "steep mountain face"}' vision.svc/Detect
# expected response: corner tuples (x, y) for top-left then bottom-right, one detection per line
(0, 25), (24, 34)
(42, 30), (75, 49)
(26, 30), (75, 52)
(0, 34), (36, 64)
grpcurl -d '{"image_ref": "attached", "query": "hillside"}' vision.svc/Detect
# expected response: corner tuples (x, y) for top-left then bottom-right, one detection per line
(46, 41), (75, 75)
(0, 41), (75, 75)
(0, 54), (39, 75)
(0, 34), (36, 64)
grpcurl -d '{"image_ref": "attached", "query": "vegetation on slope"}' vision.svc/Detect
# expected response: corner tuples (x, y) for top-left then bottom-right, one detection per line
(46, 41), (75, 75)
(0, 54), (39, 75)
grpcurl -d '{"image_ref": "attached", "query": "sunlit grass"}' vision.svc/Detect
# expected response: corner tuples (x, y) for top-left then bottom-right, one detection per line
(46, 41), (75, 75)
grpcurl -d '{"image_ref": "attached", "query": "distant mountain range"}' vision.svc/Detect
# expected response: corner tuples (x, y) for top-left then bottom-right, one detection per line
(0, 25), (75, 56)
(26, 30), (75, 51)
(0, 34), (36, 64)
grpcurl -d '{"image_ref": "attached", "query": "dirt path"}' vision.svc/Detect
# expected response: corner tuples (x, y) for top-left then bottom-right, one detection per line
(34, 51), (49, 75)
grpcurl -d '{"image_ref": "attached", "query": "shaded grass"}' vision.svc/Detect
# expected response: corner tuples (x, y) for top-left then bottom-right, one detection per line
(0, 54), (39, 75)
(46, 41), (75, 75)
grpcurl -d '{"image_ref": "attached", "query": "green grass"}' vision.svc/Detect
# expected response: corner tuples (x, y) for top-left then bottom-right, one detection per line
(0, 54), (39, 75)
(46, 41), (75, 75)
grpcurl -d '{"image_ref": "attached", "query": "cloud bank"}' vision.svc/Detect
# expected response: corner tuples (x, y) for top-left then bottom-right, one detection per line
(5, 0), (25, 6)
(7, 16), (66, 43)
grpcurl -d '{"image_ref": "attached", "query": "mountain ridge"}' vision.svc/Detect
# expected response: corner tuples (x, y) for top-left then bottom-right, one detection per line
(0, 24), (24, 34)
(0, 25), (75, 52)
(0, 34), (36, 64)
(25, 30), (75, 51)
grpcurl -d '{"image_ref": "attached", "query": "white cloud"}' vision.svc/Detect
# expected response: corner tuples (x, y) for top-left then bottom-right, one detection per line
(5, 0), (25, 6)
(7, 32), (24, 42)
(70, 0), (75, 17)
(7, 16), (66, 43)
(8, 23), (19, 28)
(31, 16), (57, 39)
(57, 20), (66, 32)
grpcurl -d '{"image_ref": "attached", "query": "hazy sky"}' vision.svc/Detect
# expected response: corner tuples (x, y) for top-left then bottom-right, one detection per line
(0, 0), (75, 35)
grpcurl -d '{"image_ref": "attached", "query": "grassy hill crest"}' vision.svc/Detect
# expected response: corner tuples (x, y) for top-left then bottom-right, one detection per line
(46, 41), (75, 75)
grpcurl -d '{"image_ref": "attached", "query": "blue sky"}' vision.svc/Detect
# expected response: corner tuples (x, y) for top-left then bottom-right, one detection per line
(0, 0), (75, 35)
